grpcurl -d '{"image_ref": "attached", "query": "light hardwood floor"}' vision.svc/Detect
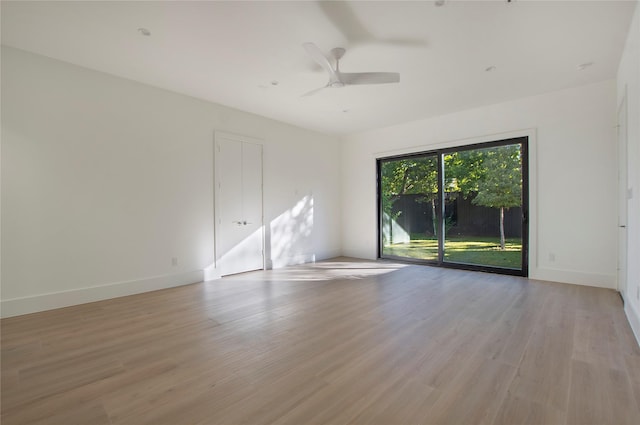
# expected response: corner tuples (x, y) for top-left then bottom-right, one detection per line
(2, 258), (639, 424)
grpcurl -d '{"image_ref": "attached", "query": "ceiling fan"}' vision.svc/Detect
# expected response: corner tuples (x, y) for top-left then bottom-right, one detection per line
(302, 42), (400, 96)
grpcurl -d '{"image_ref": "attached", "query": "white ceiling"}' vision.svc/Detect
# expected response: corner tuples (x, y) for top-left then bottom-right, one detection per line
(1, 1), (636, 136)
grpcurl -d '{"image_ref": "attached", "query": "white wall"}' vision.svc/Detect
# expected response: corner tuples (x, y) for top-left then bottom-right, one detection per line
(342, 79), (618, 289)
(1, 46), (342, 317)
(617, 1), (640, 342)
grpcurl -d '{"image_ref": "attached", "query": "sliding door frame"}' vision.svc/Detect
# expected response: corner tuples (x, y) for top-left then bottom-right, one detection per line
(377, 136), (529, 277)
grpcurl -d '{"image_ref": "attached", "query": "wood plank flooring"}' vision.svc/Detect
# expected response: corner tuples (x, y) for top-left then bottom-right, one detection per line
(2, 258), (639, 424)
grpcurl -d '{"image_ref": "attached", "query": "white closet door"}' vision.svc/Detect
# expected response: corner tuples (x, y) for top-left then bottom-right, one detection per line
(215, 134), (263, 276)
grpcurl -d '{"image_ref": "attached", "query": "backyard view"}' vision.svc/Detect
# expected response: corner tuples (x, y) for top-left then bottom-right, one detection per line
(380, 142), (524, 270)
(383, 237), (522, 268)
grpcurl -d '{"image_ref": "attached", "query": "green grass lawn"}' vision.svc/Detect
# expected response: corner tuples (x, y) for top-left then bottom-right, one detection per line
(383, 236), (522, 269)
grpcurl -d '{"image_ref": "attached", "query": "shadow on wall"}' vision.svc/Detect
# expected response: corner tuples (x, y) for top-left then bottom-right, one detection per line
(265, 195), (314, 269)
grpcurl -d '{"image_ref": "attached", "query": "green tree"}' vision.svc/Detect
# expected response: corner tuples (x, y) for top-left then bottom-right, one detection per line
(443, 150), (486, 197)
(380, 157), (438, 240)
(381, 145), (522, 248)
(472, 145), (522, 250)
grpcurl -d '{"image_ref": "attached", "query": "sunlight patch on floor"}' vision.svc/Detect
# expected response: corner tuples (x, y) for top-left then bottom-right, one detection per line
(223, 258), (408, 282)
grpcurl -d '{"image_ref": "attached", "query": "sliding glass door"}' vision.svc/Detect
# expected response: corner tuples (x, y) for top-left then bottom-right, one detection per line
(380, 154), (440, 261)
(378, 137), (528, 276)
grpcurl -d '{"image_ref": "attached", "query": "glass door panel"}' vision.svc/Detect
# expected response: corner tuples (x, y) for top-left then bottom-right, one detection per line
(377, 138), (527, 275)
(380, 155), (439, 261)
(443, 143), (523, 270)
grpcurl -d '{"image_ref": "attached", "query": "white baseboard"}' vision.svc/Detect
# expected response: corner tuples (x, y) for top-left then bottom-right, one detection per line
(625, 301), (640, 347)
(203, 264), (221, 282)
(529, 267), (616, 289)
(334, 251), (616, 289)
(266, 249), (342, 269)
(0, 270), (204, 318)
(314, 249), (343, 262)
(271, 253), (316, 269)
(268, 249), (344, 269)
(341, 248), (376, 261)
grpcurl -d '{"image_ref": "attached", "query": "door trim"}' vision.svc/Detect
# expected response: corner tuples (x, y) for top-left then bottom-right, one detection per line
(617, 90), (628, 298)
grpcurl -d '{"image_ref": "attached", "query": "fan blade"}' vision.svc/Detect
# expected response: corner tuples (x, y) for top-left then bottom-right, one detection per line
(301, 85), (328, 97)
(303, 42), (339, 82)
(340, 72), (400, 85)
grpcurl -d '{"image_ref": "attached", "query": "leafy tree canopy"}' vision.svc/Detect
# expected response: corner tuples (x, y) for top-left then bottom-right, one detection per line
(381, 157), (438, 198)
(472, 145), (522, 209)
(443, 150), (486, 196)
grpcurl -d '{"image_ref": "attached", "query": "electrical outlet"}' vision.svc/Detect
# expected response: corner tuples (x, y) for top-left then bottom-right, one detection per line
(172, 257), (178, 267)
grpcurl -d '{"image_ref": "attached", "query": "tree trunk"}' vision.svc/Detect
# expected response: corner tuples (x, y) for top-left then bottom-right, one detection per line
(499, 207), (505, 250)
